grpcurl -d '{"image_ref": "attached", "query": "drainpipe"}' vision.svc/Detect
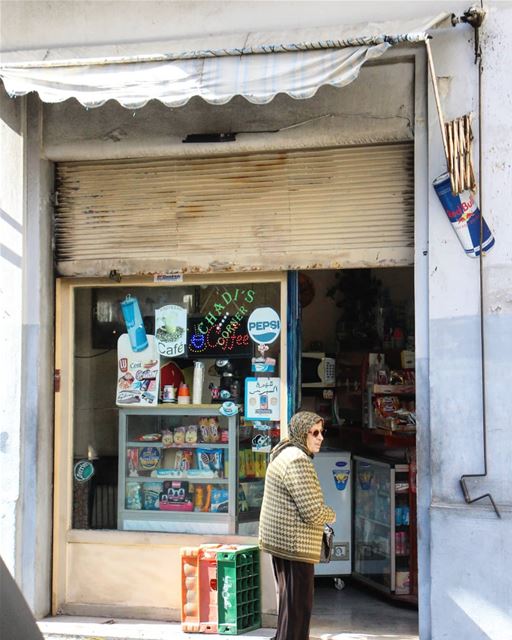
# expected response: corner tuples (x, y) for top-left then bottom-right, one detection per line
(453, 5), (501, 518)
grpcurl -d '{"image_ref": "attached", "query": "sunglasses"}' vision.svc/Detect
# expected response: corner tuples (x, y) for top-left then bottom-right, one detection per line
(309, 428), (326, 438)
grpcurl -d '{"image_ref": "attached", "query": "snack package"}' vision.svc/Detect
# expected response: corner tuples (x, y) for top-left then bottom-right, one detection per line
(134, 432), (162, 442)
(173, 426), (186, 445)
(143, 482), (162, 510)
(175, 448), (194, 471)
(374, 396), (400, 418)
(198, 417), (220, 443)
(185, 425), (198, 444)
(161, 429), (174, 448)
(125, 481), (142, 510)
(211, 487), (229, 513)
(197, 448), (223, 476)
(126, 448), (139, 477)
(198, 418), (210, 442)
(138, 446), (161, 471)
(207, 418), (220, 443)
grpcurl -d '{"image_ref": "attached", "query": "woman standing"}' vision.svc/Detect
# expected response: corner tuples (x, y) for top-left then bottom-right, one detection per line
(259, 411), (335, 640)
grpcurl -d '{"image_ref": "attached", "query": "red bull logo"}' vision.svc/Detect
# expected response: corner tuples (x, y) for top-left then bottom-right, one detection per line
(433, 173), (495, 258)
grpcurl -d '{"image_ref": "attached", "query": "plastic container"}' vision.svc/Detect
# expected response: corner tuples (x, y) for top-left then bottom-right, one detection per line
(193, 361), (205, 404)
(177, 383), (191, 405)
(216, 545), (261, 635)
(181, 544), (222, 633)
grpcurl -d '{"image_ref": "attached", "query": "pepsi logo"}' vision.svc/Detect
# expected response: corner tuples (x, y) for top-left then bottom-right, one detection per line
(247, 307), (281, 345)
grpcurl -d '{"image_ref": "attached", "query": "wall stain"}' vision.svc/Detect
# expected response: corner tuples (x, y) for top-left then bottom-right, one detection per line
(0, 432), (8, 453)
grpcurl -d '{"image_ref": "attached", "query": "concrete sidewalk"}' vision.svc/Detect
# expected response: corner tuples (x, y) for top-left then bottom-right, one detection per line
(38, 616), (419, 640)
(38, 617), (275, 640)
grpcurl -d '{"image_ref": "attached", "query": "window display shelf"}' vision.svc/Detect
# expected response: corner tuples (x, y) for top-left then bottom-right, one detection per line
(127, 476), (229, 485)
(118, 406), (238, 534)
(127, 442), (228, 449)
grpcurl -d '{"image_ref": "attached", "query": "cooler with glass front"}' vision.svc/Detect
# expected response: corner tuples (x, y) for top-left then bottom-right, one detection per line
(353, 455), (417, 601)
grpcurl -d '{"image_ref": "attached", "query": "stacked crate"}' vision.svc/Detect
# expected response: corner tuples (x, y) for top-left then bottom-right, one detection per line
(216, 545), (261, 635)
(180, 544), (261, 635)
(181, 544), (221, 633)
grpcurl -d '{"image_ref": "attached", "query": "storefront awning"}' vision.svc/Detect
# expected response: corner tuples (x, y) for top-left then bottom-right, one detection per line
(0, 14), (449, 109)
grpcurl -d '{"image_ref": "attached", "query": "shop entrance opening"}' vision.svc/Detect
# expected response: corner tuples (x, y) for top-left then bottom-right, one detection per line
(298, 268), (419, 638)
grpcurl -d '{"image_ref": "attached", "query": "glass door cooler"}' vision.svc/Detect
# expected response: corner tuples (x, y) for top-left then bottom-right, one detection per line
(353, 455), (415, 601)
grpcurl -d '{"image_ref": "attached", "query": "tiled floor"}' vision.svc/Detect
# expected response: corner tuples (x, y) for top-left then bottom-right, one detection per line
(310, 578), (419, 640)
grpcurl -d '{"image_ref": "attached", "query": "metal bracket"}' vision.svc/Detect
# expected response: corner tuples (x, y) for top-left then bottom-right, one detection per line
(452, 6), (487, 63)
(109, 269), (121, 282)
(460, 476), (501, 518)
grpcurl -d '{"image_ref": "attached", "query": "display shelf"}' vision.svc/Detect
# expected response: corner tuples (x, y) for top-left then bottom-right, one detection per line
(355, 514), (390, 529)
(126, 476), (229, 485)
(371, 385), (415, 395)
(127, 442), (228, 449)
(118, 406), (238, 534)
(365, 382), (416, 431)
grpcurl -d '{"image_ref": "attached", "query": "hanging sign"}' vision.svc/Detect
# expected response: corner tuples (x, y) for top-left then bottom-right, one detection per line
(433, 173), (495, 257)
(116, 334), (159, 406)
(247, 307), (281, 345)
(155, 305), (187, 357)
(245, 377), (280, 421)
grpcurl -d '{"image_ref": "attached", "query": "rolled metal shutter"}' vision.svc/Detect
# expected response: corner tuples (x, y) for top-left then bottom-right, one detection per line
(55, 143), (414, 276)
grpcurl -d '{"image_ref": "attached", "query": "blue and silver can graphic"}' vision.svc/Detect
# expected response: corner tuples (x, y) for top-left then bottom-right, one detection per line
(433, 173), (495, 257)
(120, 295), (148, 352)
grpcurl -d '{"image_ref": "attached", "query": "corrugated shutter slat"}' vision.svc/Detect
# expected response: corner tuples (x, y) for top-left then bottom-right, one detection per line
(55, 143), (414, 275)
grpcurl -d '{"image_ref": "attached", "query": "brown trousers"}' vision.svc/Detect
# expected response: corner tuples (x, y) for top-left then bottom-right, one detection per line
(271, 556), (315, 640)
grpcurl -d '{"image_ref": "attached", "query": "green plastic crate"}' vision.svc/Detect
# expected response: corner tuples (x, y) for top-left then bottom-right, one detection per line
(216, 545), (261, 635)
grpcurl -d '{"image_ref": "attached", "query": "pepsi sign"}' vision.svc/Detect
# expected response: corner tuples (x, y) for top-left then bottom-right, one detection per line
(247, 307), (281, 345)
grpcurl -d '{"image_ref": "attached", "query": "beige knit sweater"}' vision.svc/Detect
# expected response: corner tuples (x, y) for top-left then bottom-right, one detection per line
(258, 445), (336, 564)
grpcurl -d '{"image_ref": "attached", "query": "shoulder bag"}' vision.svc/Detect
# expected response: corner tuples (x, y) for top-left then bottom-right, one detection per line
(320, 523), (334, 563)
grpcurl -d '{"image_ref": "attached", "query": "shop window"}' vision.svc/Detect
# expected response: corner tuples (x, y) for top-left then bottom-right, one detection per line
(71, 281), (282, 533)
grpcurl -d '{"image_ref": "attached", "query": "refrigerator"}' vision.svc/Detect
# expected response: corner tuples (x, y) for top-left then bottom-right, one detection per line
(313, 450), (352, 579)
(352, 455), (413, 597)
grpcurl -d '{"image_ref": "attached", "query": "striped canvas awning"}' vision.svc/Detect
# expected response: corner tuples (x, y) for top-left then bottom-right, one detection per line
(0, 14), (448, 109)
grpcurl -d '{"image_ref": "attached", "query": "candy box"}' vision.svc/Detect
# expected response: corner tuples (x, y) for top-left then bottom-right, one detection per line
(160, 480), (194, 511)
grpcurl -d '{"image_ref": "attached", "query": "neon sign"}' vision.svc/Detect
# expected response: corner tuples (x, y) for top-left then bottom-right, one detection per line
(187, 316), (251, 358)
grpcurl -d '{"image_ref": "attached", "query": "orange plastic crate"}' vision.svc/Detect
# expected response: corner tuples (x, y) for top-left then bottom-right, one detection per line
(181, 544), (221, 633)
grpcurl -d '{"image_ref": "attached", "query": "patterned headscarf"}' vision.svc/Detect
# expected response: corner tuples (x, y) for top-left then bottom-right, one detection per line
(270, 411), (324, 460)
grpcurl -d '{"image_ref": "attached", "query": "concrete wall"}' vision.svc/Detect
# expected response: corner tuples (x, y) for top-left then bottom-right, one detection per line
(1, 1), (511, 637)
(0, 77), (24, 574)
(426, 4), (512, 639)
(0, 87), (55, 618)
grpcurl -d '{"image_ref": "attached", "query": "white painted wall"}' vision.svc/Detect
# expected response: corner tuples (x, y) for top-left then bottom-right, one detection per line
(0, 80), (24, 574)
(1, 1), (511, 637)
(426, 4), (512, 639)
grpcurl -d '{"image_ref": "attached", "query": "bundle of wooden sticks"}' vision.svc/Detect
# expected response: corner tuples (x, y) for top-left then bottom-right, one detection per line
(445, 114), (477, 195)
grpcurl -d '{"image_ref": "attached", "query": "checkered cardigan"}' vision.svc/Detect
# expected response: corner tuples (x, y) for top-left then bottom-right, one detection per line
(258, 445), (335, 564)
